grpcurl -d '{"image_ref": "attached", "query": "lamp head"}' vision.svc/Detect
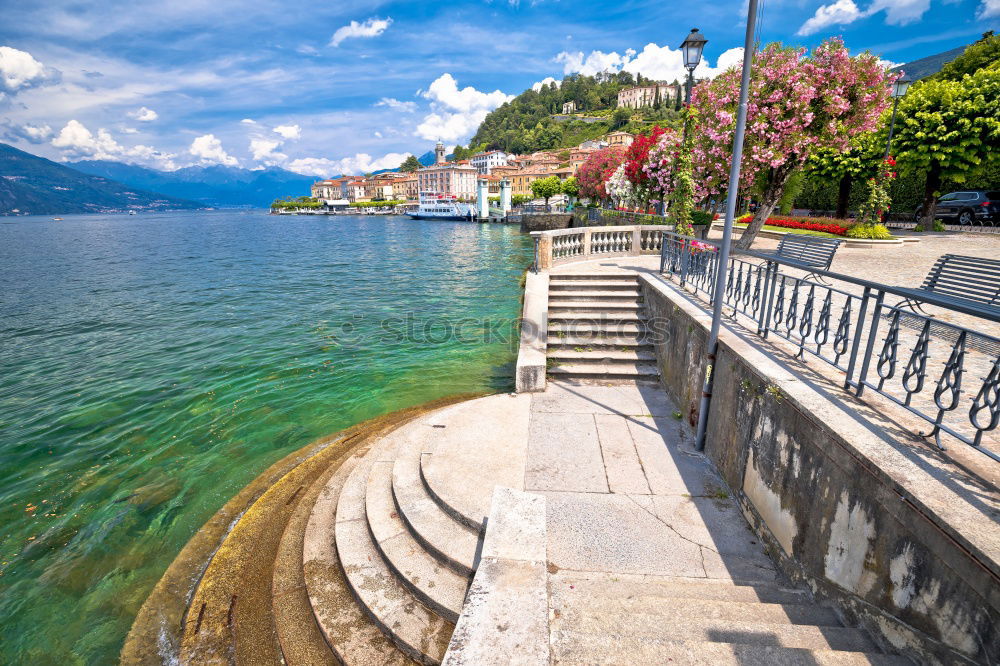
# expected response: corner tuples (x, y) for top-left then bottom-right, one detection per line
(892, 75), (911, 98)
(681, 28), (708, 71)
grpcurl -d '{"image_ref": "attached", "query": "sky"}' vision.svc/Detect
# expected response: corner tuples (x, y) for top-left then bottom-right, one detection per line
(0, 0), (996, 176)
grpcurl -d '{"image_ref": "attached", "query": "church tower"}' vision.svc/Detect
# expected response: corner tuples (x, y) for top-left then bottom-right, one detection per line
(435, 141), (446, 165)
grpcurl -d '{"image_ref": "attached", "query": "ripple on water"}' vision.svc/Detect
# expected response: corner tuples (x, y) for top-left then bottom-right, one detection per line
(0, 210), (533, 663)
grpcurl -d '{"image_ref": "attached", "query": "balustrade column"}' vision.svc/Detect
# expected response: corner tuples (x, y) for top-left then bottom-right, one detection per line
(631, 226), (641, 255)
(583, 229), (592, 258)
(537, 234), (553, 271)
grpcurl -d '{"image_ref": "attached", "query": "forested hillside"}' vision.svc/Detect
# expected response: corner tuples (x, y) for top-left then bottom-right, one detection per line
(466, 71), (683, 154)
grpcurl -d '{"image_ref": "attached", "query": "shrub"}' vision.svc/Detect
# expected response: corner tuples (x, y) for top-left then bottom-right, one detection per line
(912, 224), (924, 232)
(691, 210), (713, 226)
(933, 220), (947, 232)
(846, 223), (893, 240)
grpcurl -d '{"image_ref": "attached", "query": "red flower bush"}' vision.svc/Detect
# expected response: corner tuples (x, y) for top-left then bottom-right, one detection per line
(737, 214), (849, 236)
(624, 125), (666, 191)
(577, 146), (626, 200)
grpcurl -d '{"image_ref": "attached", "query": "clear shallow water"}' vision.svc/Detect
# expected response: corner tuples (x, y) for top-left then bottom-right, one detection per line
(0, 210), (532, 663)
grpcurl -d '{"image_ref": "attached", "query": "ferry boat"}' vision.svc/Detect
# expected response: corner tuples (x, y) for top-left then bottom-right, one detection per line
(407, 191), (476, 221)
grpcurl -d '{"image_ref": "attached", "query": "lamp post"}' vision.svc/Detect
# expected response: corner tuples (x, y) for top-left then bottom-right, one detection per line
(884, 75), (910, 158)
(693, 5), (757, 451)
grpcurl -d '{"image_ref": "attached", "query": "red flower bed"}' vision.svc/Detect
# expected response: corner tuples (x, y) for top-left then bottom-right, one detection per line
(737, 214), (848, 236)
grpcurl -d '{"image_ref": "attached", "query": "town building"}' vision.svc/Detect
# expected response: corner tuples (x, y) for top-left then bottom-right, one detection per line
(417, 162), (478, 200)
(605, 131), (634, 148)
(469, 150), (510, 175)
(509, 166), (555, 198)
(392, 173), (419, 201)
(617, 82), (681, 109)
(569, 148), (596, 175)
(562, 101), (577, 114)
(346, 179), (368, 203)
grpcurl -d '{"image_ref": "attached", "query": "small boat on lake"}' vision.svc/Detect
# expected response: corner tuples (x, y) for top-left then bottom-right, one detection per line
(407, 191), (476, 221)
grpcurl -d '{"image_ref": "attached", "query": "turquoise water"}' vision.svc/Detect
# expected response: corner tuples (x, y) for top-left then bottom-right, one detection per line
(0, 210), (532, 663)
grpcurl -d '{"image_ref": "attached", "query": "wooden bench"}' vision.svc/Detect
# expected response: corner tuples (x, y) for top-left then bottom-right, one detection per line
(756, 234), (843, 282)
(893, 254), (1000, 318)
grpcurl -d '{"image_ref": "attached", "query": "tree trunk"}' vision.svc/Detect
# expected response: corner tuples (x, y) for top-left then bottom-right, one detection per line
(735, 172), (789, 250)
(920, 164), (941, 229)
(836, 174), (852, 219)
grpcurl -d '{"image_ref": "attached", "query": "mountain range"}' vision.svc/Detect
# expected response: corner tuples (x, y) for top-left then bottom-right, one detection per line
(67, 160), (316, 208)
(0, 143), (201, 216)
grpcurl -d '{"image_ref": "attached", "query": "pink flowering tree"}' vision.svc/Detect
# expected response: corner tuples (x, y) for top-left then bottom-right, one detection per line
(641, 127), (684, 204)
(689, 38), (894, 248)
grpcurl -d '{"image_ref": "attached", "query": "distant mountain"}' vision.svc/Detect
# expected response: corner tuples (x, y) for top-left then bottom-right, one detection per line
(67, 161), (316, 208)
(892, 45), (966, 81)
(0, 143), (201, 216)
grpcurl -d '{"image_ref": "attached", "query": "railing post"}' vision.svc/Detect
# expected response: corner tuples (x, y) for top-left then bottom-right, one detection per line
(536, 233), (553, 271)
(759, 261), (778, 337)
(631, 226), (641, 256)
(851, 288), (885, 397)
(844, 287), (872, 390)
(583, 228), (592, 258)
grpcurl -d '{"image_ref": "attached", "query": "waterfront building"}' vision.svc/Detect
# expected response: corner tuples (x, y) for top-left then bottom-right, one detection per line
(509, 166), (555, 198)
(311, 180), (338, 200)
(363, 174), (401, 201)
(469, 150), (510, 175)
(617, 82), (681, 109)
(392, 173), (419, 201)
(417, 161), (478, 200)
(346, 179), (368, 203)
(605, 131), (634, 148)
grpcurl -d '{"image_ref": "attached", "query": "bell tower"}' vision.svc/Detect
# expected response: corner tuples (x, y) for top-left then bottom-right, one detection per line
(435, 140), (446, 165)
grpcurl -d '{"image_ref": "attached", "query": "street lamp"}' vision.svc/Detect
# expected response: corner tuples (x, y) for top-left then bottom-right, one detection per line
(884, 75), (910, 158)
(680, 28), (708, 104)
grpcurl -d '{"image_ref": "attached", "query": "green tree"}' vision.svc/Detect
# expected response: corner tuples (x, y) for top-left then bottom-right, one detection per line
(930, 32), (999, 82)
(530, 175), (563, 209)
(892, 68), (1000, 228)
(561, 176), (579, 199)
(611, 107), (631, 130)
(399, 155), (422, 172)
(670, 143), (696, 236)
(804, 130), (884, 218)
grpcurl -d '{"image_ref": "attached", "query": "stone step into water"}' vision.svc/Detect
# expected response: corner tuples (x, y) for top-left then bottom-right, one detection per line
(548, 300), (643, 310)
(547, 362), (660, 379)
(546, 349), (657, 362)
(391, 434), (481, 577)
(547, 335), (653, 348)
(548, 311), (647, 324)
(547, 289), (642, 300)
(365, 459), (471, 622)
(549, 280), (642, 290)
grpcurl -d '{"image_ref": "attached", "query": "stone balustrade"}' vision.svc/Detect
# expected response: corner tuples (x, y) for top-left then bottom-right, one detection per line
(530, 224), (672, 270)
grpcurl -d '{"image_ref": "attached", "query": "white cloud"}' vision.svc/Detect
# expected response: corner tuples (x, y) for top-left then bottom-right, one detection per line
(121, 127), (139, 134)
(376, 97), (417, 112)
(866, 0), (930, 25)
(554, 45), (743, 83)
(273, 124), (301, 140)
(240, 118), (256, 124)
(877, 58), (903, 69)
(2, 121), (53, 144)
(415, 73), (513, 143)
(189, 134), (238, 167)
(0, 46), (58, 94)
(286, 151), (410, 177)
(555, 50), (629, 76)
(531, 76), (560, 92)
(374, 130), (383, 138)
(127, 106), (158, 122)
(797, 0), (863, 35)
(249, 137), (285, 163)
(330, 17), (392, 47)
(980, 0), (1000, 17)
(50, 119), (176, 169)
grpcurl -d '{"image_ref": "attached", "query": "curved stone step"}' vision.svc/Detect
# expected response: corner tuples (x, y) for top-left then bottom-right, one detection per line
(420, 394), (532, 531)
(303, 443), (416, 666)
(366, 459), (471, 622)
(334, 432), (453, 664)
(391, 434), (481, 576)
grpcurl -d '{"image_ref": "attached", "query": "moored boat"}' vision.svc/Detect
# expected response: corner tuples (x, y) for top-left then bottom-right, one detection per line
(406, 191), (475, 221)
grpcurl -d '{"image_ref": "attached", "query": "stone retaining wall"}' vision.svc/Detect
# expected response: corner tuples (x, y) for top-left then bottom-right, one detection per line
(640, 274), (1000, 665)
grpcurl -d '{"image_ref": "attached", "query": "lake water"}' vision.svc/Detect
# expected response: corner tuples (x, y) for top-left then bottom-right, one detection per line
(0, 210), (533, 663)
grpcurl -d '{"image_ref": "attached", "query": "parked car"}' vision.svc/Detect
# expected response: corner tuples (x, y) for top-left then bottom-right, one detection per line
(914, 190), (1000, 226)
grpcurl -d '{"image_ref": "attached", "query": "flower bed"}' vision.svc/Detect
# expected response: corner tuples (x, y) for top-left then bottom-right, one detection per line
(736, 214), (849, 236)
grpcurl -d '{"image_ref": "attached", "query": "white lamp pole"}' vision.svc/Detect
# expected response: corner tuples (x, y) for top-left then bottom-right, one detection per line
(694, 0), (759, 451)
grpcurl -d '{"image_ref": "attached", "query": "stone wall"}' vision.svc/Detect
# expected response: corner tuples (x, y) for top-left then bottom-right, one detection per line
(518, 214), (572, 232)
(640, 274), (1000, 665)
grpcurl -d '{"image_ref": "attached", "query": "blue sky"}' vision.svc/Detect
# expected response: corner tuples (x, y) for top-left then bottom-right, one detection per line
(0, 0), (996, 176)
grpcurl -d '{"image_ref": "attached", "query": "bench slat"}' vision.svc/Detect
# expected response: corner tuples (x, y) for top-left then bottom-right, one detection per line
(911, 254), (1000, 309)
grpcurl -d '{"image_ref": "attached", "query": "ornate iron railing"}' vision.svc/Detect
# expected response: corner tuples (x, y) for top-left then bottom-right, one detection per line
(659, 231), (1000, 461)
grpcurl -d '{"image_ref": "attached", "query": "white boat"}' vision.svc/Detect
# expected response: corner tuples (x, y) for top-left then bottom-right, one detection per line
(406, 191), (476, 221)
(128, 210), (137, 215)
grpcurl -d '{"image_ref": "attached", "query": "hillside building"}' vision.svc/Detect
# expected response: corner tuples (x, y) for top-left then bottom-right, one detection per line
(562, 101), (577, 114)
(605, 131), (634, 148)
(469, 150), (510, 175)
(617, 82), (681, 109)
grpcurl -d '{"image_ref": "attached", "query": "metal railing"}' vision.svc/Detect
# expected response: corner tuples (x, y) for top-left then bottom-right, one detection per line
(659, 232), (1000, 461)
(884, 219), (1000, 235)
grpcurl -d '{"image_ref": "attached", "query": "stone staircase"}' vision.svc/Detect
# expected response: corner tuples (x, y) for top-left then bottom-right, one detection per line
(548, 571), (909, 664)
(546, 272), (661, 382)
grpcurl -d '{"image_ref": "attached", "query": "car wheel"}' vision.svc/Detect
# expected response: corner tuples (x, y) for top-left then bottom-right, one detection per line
(913, 209), (922, 223)
(958, 210), (974, 226)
